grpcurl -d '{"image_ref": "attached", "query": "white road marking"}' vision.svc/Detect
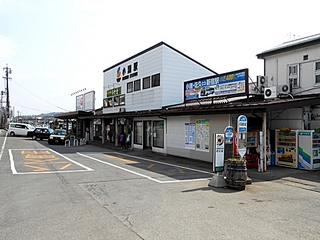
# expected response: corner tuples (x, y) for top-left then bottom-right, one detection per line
(0, 131), (8, 161)
(9, 149), (94, 174)
(77, 152), (213, 183)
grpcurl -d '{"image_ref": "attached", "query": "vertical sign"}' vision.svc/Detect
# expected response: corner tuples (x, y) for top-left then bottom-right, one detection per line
(224, 126), (234, 144)
(237, 115), (247, 158)
(214, 133), (225, 172)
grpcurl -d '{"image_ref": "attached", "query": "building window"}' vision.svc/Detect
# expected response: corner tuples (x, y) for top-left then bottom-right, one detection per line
(303, 55), (308, 61)
(119, 95), (125, 105)
(134, 121), (142, 145)
(103, 98), (113, 108)
(134, 79), (141, 91)
(133, 62), (138, 71)
(114, 96), (120, 106)
(153, 120), (164, 148)
(128, 65), (132, 74)
(152, 73), (160, 87)
(127, 82), (133, 93)
(143, 76), (150, 89)
(315, 61), (320, 84)
(288, 64), (299, 88)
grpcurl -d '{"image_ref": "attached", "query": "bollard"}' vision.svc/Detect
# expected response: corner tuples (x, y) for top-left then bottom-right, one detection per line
(73, 139), (78, 147)
(82, 138), (86, 145)
(65, 139), (70, 147)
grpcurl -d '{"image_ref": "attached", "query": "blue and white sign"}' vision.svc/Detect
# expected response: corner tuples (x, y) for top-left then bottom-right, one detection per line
(237, 115), (247, 133)
(224, 126), (234, 144)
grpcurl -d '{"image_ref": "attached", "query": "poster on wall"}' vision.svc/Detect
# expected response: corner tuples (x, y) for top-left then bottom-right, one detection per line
(196, 119), (210, 152)
(185, 123), (196, 149)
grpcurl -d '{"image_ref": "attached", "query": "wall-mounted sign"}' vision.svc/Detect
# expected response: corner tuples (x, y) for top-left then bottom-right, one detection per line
(184, 68), (248, 101)
(107, 87), (121, 97)
(116, 62), (139, 82)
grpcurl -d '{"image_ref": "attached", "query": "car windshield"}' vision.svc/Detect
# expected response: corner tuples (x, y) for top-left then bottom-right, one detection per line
(48, 128), (54, 134)
(54, 129), (67, 135)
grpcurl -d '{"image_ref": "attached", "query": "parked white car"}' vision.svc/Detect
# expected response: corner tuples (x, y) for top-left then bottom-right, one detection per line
(8, 123), (35, 136)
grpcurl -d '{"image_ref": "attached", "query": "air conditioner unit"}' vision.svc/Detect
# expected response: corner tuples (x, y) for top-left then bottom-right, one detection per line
(119, 107), (126, 113)
(264, 86), (277, 99)
(257, 75), (268, 94)
(277, 84), (291, 94)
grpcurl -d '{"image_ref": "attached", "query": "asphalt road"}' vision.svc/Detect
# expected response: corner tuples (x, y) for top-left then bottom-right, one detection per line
(0, 130), (319, 240)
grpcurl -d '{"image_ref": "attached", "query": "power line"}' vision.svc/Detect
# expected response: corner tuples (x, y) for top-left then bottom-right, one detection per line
(11, 79), (70, 112)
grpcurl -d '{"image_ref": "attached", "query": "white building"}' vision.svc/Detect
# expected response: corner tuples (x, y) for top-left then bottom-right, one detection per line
(257, 33), (320, 130)
(102, 42), (217, 153)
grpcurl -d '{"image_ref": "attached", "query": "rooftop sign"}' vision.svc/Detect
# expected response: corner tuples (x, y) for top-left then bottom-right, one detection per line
(184, 68), (248, 101)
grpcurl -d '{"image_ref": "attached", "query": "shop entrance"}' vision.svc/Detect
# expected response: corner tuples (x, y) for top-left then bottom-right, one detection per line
(143, 121), (152, 149)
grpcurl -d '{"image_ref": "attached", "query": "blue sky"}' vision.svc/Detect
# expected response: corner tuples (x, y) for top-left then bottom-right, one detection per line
(1, 0), (318, 116)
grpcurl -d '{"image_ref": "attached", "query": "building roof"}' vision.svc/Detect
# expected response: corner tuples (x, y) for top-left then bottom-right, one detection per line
(78, 94), (320, 120)
(54, 111), (93, 120)
(256, 33), (320, 59)
(103, 41), (218, 75)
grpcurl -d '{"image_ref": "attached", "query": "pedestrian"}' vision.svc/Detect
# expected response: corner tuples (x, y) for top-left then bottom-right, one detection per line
(126, 132), (131, 148)
(119, 131), (125, 149)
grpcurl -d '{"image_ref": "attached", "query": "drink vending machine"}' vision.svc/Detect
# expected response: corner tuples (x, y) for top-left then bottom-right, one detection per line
(298, 130), (320, 170)
(275, 129), (298, 168)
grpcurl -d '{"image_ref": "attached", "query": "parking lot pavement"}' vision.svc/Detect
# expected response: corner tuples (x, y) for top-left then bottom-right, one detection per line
(89, 140), (320, 190)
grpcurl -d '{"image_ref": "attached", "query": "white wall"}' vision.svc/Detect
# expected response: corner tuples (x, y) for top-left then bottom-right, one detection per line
(265, 44), (320, 95)
(167, 114), (228, 163)
(103, 43), (215, 114)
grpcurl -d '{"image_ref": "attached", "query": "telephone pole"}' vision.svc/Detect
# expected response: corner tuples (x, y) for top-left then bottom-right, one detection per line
(3, 64), (12, 120)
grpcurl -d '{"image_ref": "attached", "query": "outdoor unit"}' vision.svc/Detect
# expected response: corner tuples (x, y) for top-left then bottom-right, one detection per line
(278, 84), (291, 94)
(257, 75), (268, 94)
(264, 86), (277, 99)
(119, 107), (126, 113)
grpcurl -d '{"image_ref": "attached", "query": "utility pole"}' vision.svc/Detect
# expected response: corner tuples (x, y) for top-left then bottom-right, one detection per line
(3, 64), (12, 121)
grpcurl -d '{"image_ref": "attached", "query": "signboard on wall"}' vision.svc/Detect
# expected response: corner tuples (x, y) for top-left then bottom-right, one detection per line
(185, 123), (196, 149)
(184, 68), (248, 101)
(196, 119), (210, 152)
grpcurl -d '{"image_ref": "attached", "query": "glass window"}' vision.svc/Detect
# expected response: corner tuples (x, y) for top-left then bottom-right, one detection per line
(114, 96), (119, 106)
(153, 121), (164, 148)
(103, 98), (113, 108)
(133, 62), (138, 71)
(143, 76), (150, 89)
(127, 82), (133, 93)
(315, 62), (320, 84)
(134, 121), (142, 145)
(128, 65), (132, 74)
(134, 79), (141, 91)
(152, 73), (160, 87)
(288, 64), (299, 88)
(119, 95), (125, 106)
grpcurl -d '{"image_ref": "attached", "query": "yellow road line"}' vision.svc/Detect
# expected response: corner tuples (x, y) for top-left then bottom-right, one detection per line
(105, 154), (138, 163)
(24, 164), (50, 172)
(148, 163), (155, 169)
(60, 163), (72, 170)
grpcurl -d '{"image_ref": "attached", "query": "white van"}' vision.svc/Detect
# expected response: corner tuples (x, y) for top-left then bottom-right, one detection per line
(8, 123), (35, 136)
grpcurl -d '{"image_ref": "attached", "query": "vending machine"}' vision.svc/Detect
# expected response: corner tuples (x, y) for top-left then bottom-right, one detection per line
(275, 129), (298, 168)
(298, 130), (320, 170)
